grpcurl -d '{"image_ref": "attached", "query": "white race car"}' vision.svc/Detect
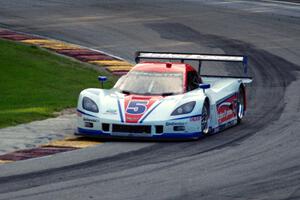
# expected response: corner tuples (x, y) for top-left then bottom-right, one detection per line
(75, 52), (252, 139)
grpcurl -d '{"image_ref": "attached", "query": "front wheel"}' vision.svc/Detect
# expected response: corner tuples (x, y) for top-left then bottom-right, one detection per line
(201, 101), (210, 135)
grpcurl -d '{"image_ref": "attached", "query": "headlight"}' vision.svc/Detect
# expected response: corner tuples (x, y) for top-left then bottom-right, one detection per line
(82, 97), (99, 113)
(171, 101), (196, 116)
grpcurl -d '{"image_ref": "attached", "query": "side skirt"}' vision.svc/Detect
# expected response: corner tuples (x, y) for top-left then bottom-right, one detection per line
(210, 119), (238, 134)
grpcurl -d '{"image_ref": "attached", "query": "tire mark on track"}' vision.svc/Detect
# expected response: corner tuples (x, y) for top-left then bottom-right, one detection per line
(146, 22), (298, 132)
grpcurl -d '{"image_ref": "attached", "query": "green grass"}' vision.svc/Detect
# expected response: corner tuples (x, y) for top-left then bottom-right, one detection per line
(0, 39), (116, 128)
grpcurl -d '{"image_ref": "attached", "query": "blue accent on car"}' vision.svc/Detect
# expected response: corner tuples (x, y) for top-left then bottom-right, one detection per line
(152, 132), (202, 139)
(117, 99), (124, 122)
(77, 109), (98, 118)
(171, 114), (202, 121)
(243, 56), (248, 74)
(76, 128), (111, 137)
(199, 83), (210, 90)
(76, 127), (202, 139)
(139, 101), (163, 123)
(216, 93), (236, 106)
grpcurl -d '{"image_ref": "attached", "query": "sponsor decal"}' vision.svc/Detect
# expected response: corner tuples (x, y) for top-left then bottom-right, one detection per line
(83, 118), (99, 122)
(217, 93), (237, 124)
(190, 116), (201, 122)
(213, 127), (219, 133)
(104, 108), (117, 115)
(126, 116), (140, 121)
(166, 122), (186, 126)
(217, 119), (237, 132)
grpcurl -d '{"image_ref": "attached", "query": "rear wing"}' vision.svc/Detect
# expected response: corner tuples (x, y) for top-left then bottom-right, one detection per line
(135, 51), (252, 81)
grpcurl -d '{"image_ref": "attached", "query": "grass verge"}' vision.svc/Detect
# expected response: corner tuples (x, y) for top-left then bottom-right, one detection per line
(0, 39), (116, 128)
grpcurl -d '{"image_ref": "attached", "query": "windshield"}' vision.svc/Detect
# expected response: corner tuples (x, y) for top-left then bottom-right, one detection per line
(115, 71), (184, 95)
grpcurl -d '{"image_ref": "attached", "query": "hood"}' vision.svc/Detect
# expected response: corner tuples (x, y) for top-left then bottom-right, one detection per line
(92, 89), (206, 123)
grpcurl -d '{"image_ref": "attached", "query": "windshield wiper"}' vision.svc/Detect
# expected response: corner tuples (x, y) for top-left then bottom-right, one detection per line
(121, 90), (131, 95)
(121, 91), (174, 96)
(162, 92), (174, 96)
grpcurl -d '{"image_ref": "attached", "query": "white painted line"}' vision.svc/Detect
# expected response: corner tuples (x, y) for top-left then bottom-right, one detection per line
(260, 0), (300, 6)
(1, 28), (132, 64)
(244, 7), (273, 13)
(210, 1), (246, 5)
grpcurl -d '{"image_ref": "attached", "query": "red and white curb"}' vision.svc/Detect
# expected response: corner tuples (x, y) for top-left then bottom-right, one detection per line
(0, 28), (133, 163)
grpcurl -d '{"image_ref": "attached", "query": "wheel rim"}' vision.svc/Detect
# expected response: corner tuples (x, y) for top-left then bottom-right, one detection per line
(201, 105), (209, 134)
(238, 92), (244, 119)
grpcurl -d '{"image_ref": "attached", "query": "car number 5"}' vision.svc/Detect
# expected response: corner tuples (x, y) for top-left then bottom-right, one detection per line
(126, 101), (148, 115)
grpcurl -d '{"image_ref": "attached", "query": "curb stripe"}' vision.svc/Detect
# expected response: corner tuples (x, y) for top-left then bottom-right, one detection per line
(44, 138), (102, 148)
(112, 71), (129, 76)
(106, 66), (133, 72)
(22, 39), (58, 44)
(0, 28), (133, 76)
(0, 28), (131, 164)
(89, 60), (132, 66)
(0, 160), (12, 164)
(0, 146), (78, 161)
(0, 137), (103, 162)
(56, 49), (100, 56)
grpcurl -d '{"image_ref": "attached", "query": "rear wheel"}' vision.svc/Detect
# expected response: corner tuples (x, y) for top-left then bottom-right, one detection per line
(201, 100), (210, 135)
(237, 87), (245, 123)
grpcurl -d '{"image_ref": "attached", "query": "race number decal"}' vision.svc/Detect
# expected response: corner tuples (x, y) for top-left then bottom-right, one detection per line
(126, 101), (148, 115)
(124, 95), (162, 123)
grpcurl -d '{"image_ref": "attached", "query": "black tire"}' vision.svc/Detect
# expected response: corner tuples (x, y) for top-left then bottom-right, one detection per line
(237, 86), (245, 124)
(201, 100), (210, 135)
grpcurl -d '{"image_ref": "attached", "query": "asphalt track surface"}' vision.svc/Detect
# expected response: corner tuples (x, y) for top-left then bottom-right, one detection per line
(0, 0), (300, 199)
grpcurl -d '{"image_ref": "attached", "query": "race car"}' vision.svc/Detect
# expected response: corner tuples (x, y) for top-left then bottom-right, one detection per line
(75, 52), (252, 139)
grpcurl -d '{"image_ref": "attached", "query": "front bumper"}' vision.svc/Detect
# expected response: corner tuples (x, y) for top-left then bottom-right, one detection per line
(75, 112), (203, 140)
(75, 127), (202, 140)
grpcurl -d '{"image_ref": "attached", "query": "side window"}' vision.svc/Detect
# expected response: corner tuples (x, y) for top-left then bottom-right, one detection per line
(187, 71), (201, 91)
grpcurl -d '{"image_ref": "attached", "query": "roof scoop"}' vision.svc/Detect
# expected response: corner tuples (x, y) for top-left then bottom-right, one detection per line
(166, 62), (172, 68)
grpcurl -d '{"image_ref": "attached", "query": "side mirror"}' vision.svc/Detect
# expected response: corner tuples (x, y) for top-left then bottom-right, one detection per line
(98, 76), (107, 88)
(199, 83), (210, 93)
